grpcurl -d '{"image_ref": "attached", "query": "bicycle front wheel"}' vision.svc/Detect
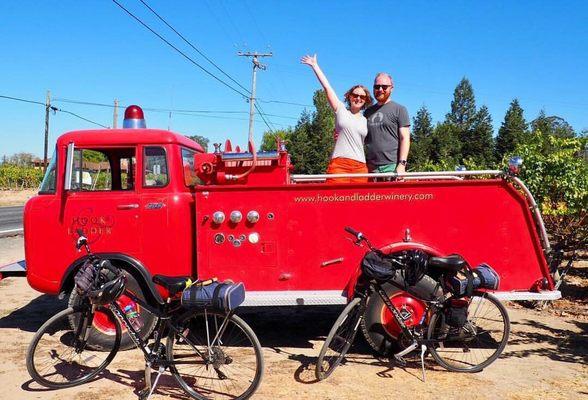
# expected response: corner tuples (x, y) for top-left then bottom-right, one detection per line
(26, 306), (121, 388)
(315, 297), (364, 380)
(427, 292), (510, 373)
(167, 310), (264, 400)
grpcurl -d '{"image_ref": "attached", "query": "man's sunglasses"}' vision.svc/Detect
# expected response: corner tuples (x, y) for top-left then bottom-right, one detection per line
(349, 93), (368, 101)
(373, 85), (391, 90)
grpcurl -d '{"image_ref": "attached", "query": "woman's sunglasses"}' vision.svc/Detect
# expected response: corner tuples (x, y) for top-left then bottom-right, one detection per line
(349, 93), (368, 101)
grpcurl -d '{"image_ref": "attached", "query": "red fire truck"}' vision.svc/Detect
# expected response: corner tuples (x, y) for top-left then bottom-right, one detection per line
(16, 105), (560, 350)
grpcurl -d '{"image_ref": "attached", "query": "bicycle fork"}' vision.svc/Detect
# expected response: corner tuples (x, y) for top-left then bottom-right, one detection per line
(375, 286), (428, 382)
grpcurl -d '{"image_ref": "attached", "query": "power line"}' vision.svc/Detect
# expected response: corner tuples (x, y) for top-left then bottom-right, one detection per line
(0, 94), (109, 128)
(56, 109), (110, 128)
(111, 0), (249, 99)
(52, 97), (297, 119)
(0, 94), (45, 106)
(258, 98), (313, 107)
(138, 0), (251, 95)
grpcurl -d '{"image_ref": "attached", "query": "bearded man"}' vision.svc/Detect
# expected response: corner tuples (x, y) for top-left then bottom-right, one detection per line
(364, 73), (411, 174)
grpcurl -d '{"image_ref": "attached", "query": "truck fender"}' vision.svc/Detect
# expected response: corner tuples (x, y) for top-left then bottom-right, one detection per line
(60, 253), (164, 306)
(343, 241), (444, 301)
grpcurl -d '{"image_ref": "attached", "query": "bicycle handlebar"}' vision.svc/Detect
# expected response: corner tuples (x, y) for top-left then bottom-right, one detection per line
(344, 226), (362, 239)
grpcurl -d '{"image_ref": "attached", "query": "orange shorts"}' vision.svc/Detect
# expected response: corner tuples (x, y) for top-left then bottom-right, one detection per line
(326, 157), (368, 183)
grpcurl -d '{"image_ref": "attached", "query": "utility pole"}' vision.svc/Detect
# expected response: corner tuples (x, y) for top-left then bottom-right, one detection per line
(43, 90), (51, 172)
(238, 51), (272, 144)
(113, 99), (119, 129)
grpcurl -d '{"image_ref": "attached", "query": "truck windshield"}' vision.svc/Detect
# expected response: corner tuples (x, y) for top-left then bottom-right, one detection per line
(39, 149), (57, 193)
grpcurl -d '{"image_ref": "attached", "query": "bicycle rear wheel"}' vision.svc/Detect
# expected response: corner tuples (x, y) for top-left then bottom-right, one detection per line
(315, 297), (363, 380)
(26, 306), (121, 388)
(167, 310), (264, 400)
(427, 292), (510, 373)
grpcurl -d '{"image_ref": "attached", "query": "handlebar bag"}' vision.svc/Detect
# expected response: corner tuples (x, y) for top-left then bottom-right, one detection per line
(74, 260), (96, 295)
(182, 281), (246, 311)
(361, 251), (396, 281)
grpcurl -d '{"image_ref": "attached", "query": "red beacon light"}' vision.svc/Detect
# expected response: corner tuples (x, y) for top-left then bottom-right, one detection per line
(123, 105), (146, 129)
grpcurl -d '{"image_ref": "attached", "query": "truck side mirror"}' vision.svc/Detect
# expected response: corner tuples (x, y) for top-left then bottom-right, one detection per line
(64, 142), (75, 191)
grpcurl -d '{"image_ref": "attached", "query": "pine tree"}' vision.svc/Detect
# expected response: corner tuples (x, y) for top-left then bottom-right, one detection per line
(445, 78), (477, 163)
(445, 77), (477, 133)
(430, 122), (461, 167)
(410, 105), (434, 170)
(288, 90), (335, 174)
(466, 106), (495, 167)
(495, 99), (528, 160)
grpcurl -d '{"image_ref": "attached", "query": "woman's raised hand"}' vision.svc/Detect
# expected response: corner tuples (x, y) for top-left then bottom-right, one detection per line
(301, 54), (318, 68)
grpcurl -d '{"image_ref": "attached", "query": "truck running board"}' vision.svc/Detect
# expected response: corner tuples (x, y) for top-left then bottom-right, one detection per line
(241, 289), (562, 306)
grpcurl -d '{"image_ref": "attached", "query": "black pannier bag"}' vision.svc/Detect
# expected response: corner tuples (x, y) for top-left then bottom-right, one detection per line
(445, 299), (469, 328)
(181, 280), (246, 311)
(361, 251), (397, 281)
(447, 263), (500, 296)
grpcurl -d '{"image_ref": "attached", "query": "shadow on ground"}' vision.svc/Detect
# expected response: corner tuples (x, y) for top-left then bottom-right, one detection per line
(0, 294), (66, 332)
(503, 318), (588, 364)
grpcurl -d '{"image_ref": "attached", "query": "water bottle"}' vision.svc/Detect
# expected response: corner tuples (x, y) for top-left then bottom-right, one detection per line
(123, 304), (142, 332)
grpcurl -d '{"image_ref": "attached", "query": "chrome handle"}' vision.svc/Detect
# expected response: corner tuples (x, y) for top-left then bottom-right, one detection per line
(117, 204), (139, 210)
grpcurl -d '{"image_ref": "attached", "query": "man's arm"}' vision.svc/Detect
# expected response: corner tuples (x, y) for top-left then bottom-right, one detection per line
(396, 126), (411, 173)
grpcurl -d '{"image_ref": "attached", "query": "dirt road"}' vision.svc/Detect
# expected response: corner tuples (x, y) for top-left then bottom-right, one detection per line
(1, 236), (586, 399)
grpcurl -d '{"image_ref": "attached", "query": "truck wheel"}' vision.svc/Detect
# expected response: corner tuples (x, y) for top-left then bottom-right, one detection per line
(68, 270), (157, 351)
(360, 274), (442, 356)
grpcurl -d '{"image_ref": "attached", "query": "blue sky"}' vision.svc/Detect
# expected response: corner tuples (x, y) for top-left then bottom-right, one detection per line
(1, 0), (587, 158)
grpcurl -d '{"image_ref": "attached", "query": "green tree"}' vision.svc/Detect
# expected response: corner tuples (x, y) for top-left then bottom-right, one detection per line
(513, 132), (587, 249)
(430, 122), (461, 167)
(186, 135), (210, 152)
(464, 105), (495, 166)
(288, 90), (335, 174)
(531, 110), (575, 138)
(445, 77), (477, 132)
(495, 99), (528, 161)
(444, 77), (478, 163)
(260, 129), (292, 151)
(410, 105), (434, 170)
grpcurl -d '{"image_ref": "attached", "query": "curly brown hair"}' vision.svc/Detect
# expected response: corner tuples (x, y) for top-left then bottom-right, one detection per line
(344, 85), (373, 110)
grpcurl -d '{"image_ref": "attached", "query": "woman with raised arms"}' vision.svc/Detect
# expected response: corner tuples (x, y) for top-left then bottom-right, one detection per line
(301, 54), (373, 183)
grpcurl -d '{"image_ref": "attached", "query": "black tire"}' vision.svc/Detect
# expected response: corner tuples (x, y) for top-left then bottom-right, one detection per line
(427, 292), (510, 373)
(361, 274), (441, 356)
(68, 270), (157, 350)
(315, 297), (363, 380)
(26, 306), (121, 388)
(167, 310), (264, 400)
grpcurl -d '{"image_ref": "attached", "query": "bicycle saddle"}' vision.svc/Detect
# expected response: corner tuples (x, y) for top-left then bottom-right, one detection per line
(152, 275), (191, 296)
(428, 254), (466, 272)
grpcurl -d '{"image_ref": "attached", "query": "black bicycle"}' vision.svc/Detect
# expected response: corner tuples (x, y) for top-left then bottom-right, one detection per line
(26, 232), (264, 400)
(316, 227), (510, 381)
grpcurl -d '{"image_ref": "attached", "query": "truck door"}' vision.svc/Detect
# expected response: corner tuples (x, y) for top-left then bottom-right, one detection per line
(137, 145), (172, 273)
(63, 147), (141, 255)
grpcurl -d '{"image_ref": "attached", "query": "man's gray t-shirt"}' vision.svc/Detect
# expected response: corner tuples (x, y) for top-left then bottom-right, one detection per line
(364, 101), (410, 168)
